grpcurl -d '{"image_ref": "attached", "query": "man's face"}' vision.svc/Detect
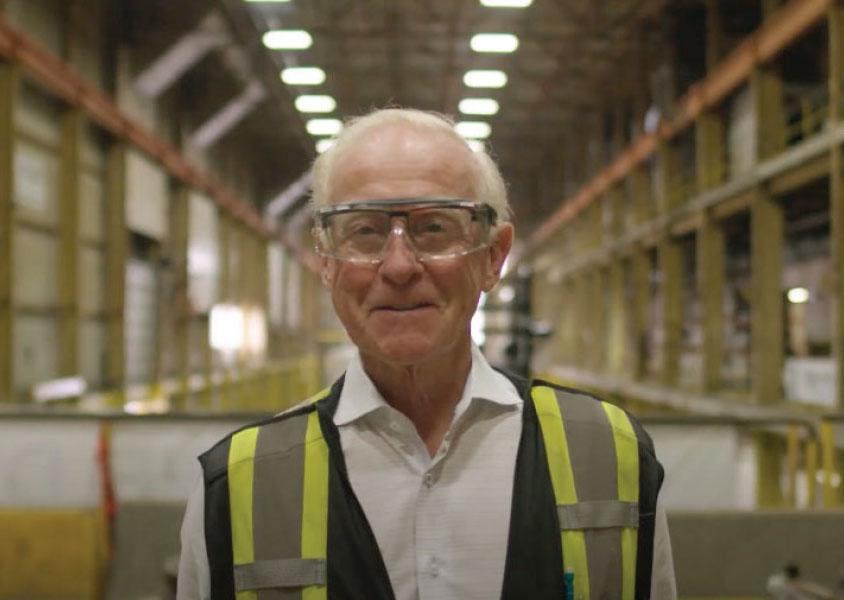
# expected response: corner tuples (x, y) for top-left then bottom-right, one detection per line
(320, 124), (512, 367)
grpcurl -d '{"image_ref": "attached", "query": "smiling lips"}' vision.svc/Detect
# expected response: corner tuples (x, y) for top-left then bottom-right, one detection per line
(371, 302), (436, 313)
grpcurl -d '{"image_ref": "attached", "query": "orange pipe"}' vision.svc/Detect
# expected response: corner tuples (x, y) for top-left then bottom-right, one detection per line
(524, 0), (830, 257)
(0, 15), (269, 238)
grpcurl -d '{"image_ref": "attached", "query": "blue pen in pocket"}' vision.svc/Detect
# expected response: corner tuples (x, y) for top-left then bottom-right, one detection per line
(563, 571), (574, 600)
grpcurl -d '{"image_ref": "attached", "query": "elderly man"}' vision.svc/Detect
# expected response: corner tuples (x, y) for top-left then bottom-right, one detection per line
(177, 108), (676, 600)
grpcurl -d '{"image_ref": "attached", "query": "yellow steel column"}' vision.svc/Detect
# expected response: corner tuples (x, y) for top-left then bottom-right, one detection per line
(750, 186), (784, 405)
(659, 237), (682, 387)
(630, 246), (650, 380)
(805, 436), (818, 508)
(785, 424), (800, 508)
(830, 0), (844, 410)
(58, 109), (82, 378)
(631, 166), (651, 227)
(755, 431), (786, 508)
(591, 267), (607, 372)
(172, 187), (190, 406)
(607, 257), (626, 377)
(217, 211), (232, 409)
(105, 143), (127, 403)
(0, 61), (17, 402)
(820, 420), (839, 507)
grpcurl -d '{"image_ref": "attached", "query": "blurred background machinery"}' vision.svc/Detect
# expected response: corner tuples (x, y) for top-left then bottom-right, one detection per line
(1, 0), (844, 598)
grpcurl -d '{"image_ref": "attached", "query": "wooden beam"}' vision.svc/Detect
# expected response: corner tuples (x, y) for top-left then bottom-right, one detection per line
(750, 186), (784, 404)
(829, 0), (844, 410)
(58, 108), (82, 378)
(105, 143), (127, 399)
(0, 61), (16, 402)
(698, 211), (725, 393)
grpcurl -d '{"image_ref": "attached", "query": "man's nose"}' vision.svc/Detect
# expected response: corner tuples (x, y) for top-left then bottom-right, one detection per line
(379, 226), (423, 283)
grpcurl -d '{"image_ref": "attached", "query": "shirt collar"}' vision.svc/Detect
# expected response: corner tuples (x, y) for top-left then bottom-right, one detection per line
(333, 344), (522, 427)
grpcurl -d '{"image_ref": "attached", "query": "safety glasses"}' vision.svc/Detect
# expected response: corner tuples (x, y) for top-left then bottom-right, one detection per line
(313, 197), (498, 263)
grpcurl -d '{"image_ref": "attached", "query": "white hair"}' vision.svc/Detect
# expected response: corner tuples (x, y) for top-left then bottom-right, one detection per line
(310, 108), (511, 220)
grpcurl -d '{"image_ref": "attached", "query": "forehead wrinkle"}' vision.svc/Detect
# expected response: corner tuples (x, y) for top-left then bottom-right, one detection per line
(328, 125), (477, 202)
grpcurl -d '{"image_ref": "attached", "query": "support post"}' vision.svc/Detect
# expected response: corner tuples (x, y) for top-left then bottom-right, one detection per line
(0, 61), (17, 402)
(172, 187), (191, 406)
(750, 186), (784, 404)
(829, 0), (844, 410)
(697, 212), (725, 393)
(659, 238), (682, 386)
(630, 246), (650, 380)
(105, 143), (127, 401)
(607, 257), (626, 377)
(58, 108), (82, 378)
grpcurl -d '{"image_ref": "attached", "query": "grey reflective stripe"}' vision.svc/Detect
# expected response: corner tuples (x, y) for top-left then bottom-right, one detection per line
(552, 388), (627, 600)
(251, 413), (312, 600)
(557, 500), (639, 530)
(234, 558), (327, 591)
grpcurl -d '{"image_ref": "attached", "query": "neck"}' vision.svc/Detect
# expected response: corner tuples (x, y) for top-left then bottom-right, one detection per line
(360, 339), (473, 457)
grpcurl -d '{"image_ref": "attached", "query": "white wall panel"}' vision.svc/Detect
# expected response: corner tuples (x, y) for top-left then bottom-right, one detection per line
(15, 315), (58, 392)
(0, 420), (101, 507)
(268, 243), (285, 327)
(79, 320), (105, 388)
(126, 150), (168, 241)
(79, 172), (105, 242)
(14, 227), (57, 307)
(648, 425), (747, 510)
(15, 82), (61, 146)
(79, 246), (104, 313)
(125, 258), (159, 384)
(188, 192), (219, 313)
(14, 140), (59, 223)
(109, 420), (247, 503)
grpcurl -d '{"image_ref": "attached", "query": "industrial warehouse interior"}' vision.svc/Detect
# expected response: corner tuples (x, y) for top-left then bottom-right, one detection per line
(1, 0), (844, 598)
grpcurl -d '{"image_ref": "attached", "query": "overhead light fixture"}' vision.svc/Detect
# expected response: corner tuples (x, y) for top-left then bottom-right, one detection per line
(455, 121), (492, 139)
(470, 33), (519, 53)
(463, 69), (508, 88)
(787, 287), (810, 304)
(307, 118), (343, 136)
(281, 67), (326, 85)
(459, 98), (499, 116)
(295, 95), (336, 113)
(263, 29), (312, 50)
(316, 139), (336, 153)
(480, 0), (533, 6)
(466, 139), (485, 152)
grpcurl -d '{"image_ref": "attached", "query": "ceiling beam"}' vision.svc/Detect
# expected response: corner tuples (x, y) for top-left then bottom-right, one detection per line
(189, 79), (266, 150)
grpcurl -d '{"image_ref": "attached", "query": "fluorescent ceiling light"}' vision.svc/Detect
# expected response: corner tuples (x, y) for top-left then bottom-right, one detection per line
(307, 118), (343, 136)
(466, 139), (485, 152)
(480, 0), (533, 6)
(787, 287), (810, 304)
(295, 94), (336, 113)
(470, 33), (519, 53)
(281, 67), (326, 85)
(455, 121), (491, 139)
(316, 139), (336, 153)
(459, 98), (499, 116)
(263, 29), (312, 50)
(463, 70), (508, 88)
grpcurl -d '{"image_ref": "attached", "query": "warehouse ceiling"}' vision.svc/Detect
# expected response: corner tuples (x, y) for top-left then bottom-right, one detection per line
(123, 0), (732, 238)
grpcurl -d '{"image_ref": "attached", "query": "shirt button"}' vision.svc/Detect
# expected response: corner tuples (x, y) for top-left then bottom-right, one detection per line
(423, 472), (434, 488)
(429, 556), (440, 578)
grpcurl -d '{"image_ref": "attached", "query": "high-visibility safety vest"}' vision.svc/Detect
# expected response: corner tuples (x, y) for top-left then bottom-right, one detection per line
(200, 375), (664, 600)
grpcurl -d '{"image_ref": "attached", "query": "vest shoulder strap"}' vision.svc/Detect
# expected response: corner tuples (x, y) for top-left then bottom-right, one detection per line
(530, 382), (658, 600)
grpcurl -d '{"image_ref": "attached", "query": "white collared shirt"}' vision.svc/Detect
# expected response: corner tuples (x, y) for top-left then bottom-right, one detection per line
(177, 345), (677, 599)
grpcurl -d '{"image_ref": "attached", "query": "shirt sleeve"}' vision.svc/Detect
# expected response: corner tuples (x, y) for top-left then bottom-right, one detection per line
(176, 473), (211, 600)
(649, 501), (678, 600)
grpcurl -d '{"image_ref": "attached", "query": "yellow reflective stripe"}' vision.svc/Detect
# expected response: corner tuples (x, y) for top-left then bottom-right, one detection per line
(601, 402), (640, 600)
(228, 427), (260, 600)
(301, 410), (329, 600)
(306, 386), (332, 405)
(532, 386), (590, 600)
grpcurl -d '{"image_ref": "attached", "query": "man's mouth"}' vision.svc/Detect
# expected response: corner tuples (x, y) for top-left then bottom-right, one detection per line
(372, 302), (435, 313)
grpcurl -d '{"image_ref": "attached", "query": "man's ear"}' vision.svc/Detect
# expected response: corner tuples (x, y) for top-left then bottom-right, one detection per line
(320, 256), (334, 288)
(482, 223), (513, 292)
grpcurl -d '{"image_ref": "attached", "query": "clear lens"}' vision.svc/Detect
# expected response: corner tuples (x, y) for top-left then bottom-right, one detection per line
(316, 203), (493, 262)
